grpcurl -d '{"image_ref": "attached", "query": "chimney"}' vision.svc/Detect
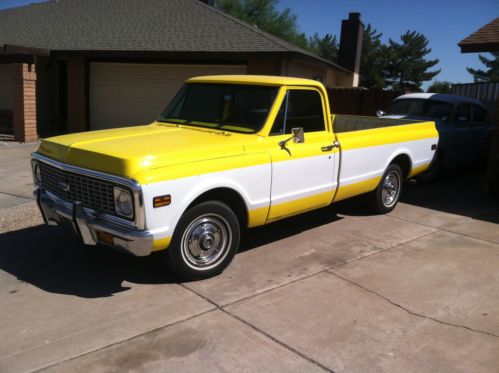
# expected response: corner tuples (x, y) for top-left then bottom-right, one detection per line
(198, 0), (215, 5)
(338, 12), (364, 86)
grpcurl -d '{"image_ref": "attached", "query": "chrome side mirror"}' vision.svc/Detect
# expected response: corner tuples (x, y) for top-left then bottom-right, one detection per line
(291, 127), (304, 143)
(278, 127), (305, 150)
(376, 110), (385, 117)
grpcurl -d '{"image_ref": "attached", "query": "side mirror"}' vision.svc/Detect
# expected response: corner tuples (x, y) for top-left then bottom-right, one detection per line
(278, 127), (305, 150)
(376, 110), (385, 117)
(291, 127), (304, 143)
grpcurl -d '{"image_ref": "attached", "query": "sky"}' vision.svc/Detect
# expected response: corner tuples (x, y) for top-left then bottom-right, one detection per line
(1, 0), (498, 89)
(277, 0), (499, 88)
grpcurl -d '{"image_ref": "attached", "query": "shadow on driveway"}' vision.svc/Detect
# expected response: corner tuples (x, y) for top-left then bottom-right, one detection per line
(0, 169), (496, 298)
(0, 225), (174, 298)
(0, 206), (346, 298)
(401, 169), (499, 223)
(335, 169), (498, 223)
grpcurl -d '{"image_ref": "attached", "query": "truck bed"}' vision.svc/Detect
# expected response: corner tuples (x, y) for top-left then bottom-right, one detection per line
(332, 114), (417, 133)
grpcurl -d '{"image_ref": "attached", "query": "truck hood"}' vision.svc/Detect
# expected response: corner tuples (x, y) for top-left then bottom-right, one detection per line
(36, 123), (252, 180)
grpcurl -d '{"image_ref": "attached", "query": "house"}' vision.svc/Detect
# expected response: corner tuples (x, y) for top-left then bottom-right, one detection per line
(0, 0), (364, 142)
(458, 17), (499, 195)
(458, 17), (499, 53)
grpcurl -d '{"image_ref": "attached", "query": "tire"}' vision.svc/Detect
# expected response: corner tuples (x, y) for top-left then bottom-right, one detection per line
(415, 152), (440, 183)
(164, 201), (240, 281)
(369, 164), (403, 214)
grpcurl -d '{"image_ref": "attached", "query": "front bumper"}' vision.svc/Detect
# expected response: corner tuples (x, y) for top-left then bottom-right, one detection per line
(35, 188), (153, 256)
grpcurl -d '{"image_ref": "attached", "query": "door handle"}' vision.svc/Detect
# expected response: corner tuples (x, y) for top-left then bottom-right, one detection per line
(321, 141), (340, 152)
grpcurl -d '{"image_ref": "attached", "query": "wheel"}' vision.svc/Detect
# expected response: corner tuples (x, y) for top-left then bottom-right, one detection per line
(164, 201), (240, 280)
(416, 152), (440, 182)
(369, 164), (403, 214)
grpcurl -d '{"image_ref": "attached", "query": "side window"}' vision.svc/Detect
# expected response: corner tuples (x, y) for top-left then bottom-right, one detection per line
(453, 104), (471, 123)
(287, 90), (325, 132)
(270, 89), (325, 135)
(472, 105), (487, 123)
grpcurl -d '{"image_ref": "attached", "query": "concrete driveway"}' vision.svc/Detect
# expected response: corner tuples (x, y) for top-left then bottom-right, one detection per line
(0, 142), (38, 211)
(0, 145), (498, 372)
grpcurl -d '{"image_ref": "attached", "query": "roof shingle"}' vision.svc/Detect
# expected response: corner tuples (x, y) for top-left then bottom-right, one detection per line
(0, 0), (346, 71)
(459, 17), (499, 53)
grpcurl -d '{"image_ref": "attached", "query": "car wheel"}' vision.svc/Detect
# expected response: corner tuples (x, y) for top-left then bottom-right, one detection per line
(369, 164), (403, 214)
(164, 201), (240, 280)
(416, 153), (440, 183)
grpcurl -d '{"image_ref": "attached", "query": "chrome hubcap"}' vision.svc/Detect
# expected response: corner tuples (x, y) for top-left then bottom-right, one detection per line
(181, 214), (232, 270)
(381, 171), (400, 207)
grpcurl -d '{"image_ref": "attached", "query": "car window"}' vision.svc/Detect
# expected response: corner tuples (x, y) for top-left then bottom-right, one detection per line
(472, 105), (487, 123)
(270, 89), (325, 135)
(388, 99), (453, 121)
(453, 104), (471, 123)
(388, 100), (407, 115)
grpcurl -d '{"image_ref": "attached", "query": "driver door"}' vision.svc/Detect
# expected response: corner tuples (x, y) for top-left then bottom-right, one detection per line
(266, 88), (337, 222)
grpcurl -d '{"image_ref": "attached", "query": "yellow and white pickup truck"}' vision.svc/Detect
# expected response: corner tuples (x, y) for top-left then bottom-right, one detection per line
(32, 75), (438, 279)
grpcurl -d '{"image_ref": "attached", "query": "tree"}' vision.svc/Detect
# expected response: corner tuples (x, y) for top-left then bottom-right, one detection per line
(467, 53), (499, 82)
(426, 80), (453, 93)
(385, 31), (440, 92)
(216, 0), (308, 48)
(359, 24), (388, 89)
(308, 33), (338, 63)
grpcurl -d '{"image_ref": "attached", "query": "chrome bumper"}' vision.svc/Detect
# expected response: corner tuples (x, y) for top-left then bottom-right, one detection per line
(35, 188), (153, 256)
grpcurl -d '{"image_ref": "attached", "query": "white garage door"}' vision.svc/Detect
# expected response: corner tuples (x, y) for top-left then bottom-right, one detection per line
(89, 63), (247, 130)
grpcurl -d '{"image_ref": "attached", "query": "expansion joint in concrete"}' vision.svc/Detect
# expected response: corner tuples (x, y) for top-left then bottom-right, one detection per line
(178, 282), (335, 372)
(328, 271), (499, 339)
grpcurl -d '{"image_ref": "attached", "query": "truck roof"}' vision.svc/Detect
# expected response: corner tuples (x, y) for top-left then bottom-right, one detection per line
(187, 75), (326, 88)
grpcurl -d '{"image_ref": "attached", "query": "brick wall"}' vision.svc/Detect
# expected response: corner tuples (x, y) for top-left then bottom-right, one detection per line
(67, 57), (87, 132)
(12, 63), (38, 142)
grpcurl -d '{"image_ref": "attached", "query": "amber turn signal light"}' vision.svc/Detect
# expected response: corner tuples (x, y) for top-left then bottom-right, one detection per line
(153, 195), (171, 208)
(96, 230), (114, 245)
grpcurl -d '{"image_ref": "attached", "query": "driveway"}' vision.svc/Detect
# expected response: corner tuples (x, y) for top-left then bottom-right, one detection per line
(0, 142), (38, 211)
(0, 146), (498, 372)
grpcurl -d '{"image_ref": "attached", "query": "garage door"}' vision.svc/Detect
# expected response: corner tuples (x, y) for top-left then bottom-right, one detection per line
(89, 63), (247, 130)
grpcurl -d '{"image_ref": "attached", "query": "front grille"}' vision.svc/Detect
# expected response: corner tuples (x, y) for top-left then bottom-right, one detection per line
(38, 162), (117, 215)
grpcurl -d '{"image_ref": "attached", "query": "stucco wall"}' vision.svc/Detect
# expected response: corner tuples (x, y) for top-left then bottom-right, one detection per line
(284, 59), (354, 89)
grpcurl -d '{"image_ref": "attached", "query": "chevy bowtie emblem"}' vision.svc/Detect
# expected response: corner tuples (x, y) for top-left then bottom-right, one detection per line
(58, 181), (70, 192)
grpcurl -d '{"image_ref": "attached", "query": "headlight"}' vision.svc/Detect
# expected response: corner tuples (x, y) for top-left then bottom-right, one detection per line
(113, 187), (134, 218)
(31, 160), (42, 186)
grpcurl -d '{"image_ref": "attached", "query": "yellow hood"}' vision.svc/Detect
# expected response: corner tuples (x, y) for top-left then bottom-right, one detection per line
(36, 123), (253, 179)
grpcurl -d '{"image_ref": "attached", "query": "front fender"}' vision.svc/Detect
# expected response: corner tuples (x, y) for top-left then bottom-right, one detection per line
(137, 153), (271, 247)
